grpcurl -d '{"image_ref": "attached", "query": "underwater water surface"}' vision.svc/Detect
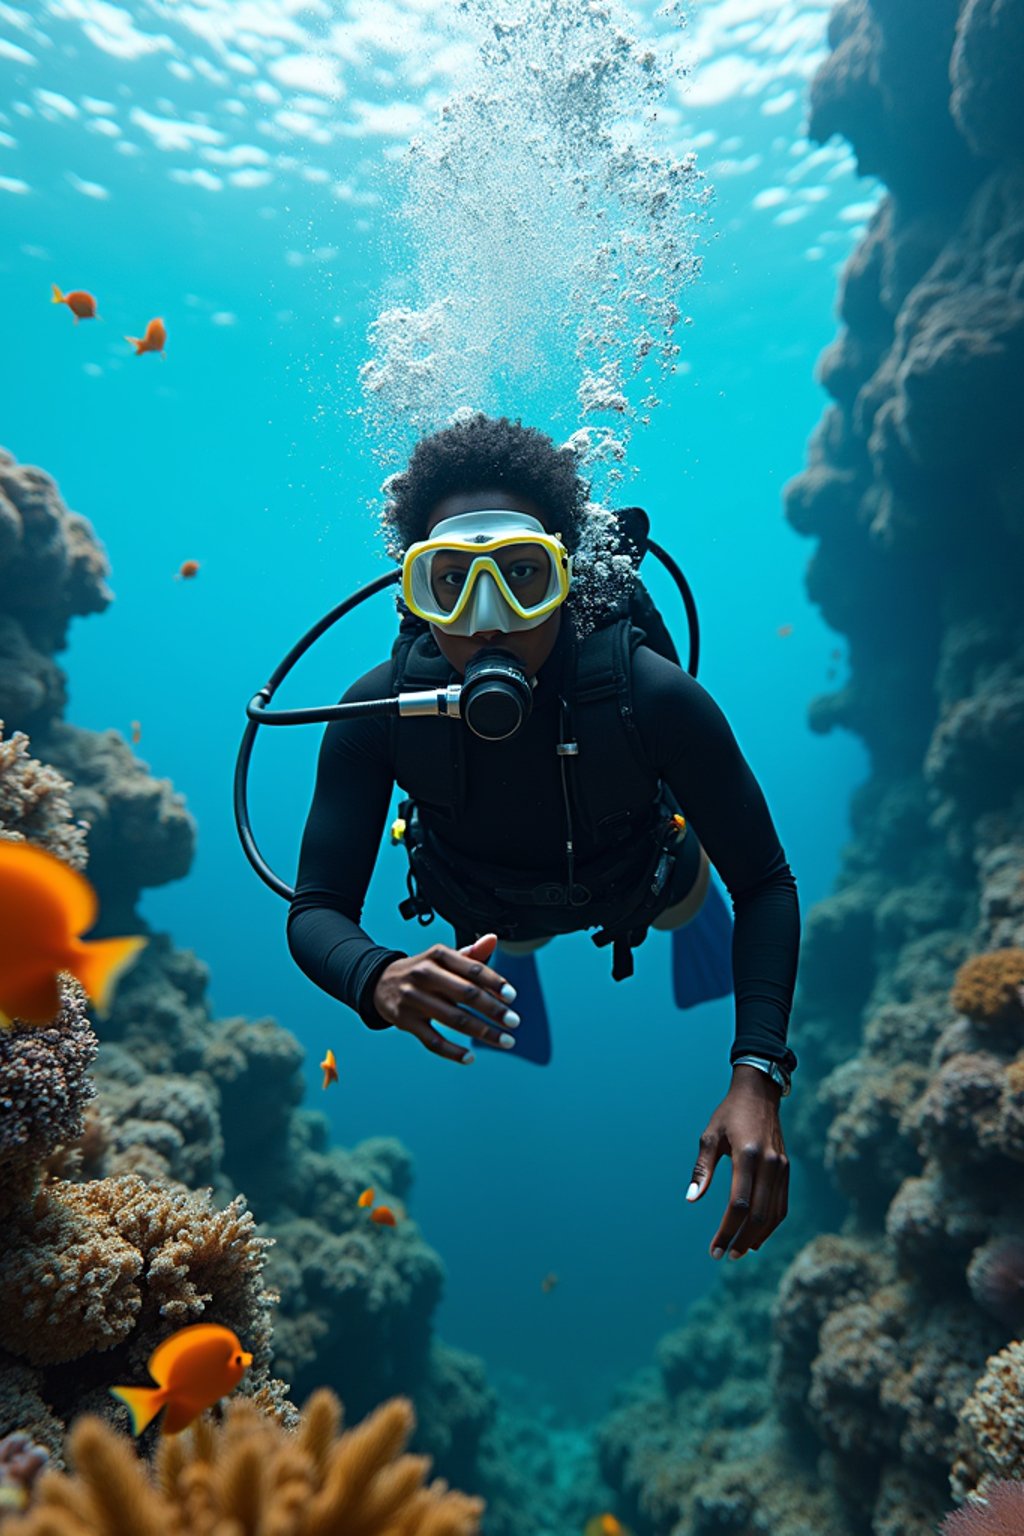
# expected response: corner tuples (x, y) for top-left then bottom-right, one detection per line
(1, 0), (876, 1417)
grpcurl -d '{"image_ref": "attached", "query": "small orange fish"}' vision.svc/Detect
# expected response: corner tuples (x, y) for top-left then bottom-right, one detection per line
(51, 283), (97, 321)
(584, 1516), (630, 1536)
(541, 1272), (559, 1294)
(777, 624), (793, 638)
(0, 841), (146, 1027)
(320, 1048), (339, 1089)
(130, 720), (142, 745)
(370, 1206), (397, 1227)
(110, 1323), (252, 1437)
(357, 1187), (375, 1208)
(176, 560), (200, 580)
(126, 317), (166, 356)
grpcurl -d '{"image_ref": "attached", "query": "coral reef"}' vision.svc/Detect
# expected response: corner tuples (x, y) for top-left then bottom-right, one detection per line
(0, 448), (528, 1528)
(0, 985), (97, 1217)
(950, 1342), (1024, 1500)
(594, 0), (1024, 1530)
(0, 726), (87, 867)
(1, 1389), (484, 1535)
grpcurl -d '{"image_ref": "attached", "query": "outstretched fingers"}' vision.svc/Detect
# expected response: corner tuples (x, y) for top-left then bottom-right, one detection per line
(709, 1145), (757, 1259)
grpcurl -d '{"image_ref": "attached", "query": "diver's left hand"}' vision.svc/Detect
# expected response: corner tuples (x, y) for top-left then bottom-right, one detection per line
(685, 1065), (789, 1260)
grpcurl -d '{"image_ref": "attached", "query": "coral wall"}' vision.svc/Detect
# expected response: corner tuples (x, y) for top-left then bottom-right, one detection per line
(597, 2), (1024, 1532)
(0, 451), (541, 1528)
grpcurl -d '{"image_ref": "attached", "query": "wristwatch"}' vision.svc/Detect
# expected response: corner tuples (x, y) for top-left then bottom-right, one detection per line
(732, 1055), (792, 1097)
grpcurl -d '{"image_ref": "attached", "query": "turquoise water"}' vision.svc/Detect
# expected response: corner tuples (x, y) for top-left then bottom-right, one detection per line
(2, 0), (873, 1418)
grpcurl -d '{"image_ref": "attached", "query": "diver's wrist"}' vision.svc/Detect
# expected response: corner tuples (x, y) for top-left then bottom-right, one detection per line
(731, 1055), (791, 1097)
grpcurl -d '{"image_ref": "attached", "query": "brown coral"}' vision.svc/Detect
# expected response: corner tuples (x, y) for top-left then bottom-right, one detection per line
(0, 726), (87, 868)
(3, 1389), (484, 1535)
(0, 985), (97, 1220)
(950, 1341), (1024, 1500)
(0, 1174), (274, 1370)
(951, 950), (1024, 1033)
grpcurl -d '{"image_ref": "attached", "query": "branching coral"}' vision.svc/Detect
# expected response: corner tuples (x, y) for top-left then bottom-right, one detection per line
(0, 726), (87, 868)
(0, 1174), (274, 1369)
(3, 1389), (484, 1535)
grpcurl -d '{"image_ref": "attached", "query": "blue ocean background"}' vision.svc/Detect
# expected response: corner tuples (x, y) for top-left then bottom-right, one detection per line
(1, 0), (875, 1420)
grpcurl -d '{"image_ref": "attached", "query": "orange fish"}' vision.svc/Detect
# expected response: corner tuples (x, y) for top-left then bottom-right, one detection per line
(357, 1187), (375, 1208)
(130, 720), (142, 745)
(110, 1323), (252, 1437)
(320, 1048), (339, 1089)
(51, 283), (97, 321)
(126, 317), (166, 356)
(777, 624), (793, 638)
(541, 1272), (559, 1294)
(0, 841), (146, 1027)
(176, 560), (200, 580)
(370, 1206), (397, 1227)
(584, 1517), (630, 1536)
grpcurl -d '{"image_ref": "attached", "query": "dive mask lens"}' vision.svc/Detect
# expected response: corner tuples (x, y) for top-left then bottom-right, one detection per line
(403, 511), (571, 635)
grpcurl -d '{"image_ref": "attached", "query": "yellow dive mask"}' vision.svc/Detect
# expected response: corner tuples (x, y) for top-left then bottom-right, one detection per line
(402, 510), (572, 635)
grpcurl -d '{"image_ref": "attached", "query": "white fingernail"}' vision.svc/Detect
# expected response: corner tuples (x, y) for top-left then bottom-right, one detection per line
(500, 983), (517, 1003)
(498, 1033), (516, 1049)
(686, 1182), (699, 1202)
(462, 1052), (475, 1064)
(503, 1009), (520, 1028)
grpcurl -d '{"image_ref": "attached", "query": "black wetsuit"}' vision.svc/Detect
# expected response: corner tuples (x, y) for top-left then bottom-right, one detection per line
(288, 624), (800, 1071)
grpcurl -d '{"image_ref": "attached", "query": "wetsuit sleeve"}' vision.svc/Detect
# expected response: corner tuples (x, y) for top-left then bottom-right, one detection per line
(286, 661), (407, 1029)
(632, 646), (800, 1076)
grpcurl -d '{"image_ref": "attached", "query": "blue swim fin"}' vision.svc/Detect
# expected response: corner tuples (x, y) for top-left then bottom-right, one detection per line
(478, 948), (552, 1065)
(671, 879), (734, 1009)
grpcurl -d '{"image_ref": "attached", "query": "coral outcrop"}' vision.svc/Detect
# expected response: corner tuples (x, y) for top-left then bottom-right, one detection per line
(1, 1389), (484, 1535)
(0, 454), (525, 1526)
(594, 0), (1024, 1530)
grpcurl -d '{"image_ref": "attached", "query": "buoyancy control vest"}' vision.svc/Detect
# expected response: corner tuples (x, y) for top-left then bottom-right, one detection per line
(388, 590), (701, 981)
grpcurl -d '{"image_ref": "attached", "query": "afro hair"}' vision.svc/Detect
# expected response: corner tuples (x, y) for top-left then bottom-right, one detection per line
(382, 413), (590, 557)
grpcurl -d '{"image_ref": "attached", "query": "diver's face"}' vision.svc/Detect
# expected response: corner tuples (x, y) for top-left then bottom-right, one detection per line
(424, 490), (563, 679)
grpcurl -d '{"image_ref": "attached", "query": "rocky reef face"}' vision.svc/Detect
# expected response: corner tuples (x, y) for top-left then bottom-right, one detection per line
(597, 2), (1024, 1533)
(0, 451), (574, 1532)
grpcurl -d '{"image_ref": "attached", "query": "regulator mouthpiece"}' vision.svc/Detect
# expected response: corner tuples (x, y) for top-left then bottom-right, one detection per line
(460, 649), (533, 741)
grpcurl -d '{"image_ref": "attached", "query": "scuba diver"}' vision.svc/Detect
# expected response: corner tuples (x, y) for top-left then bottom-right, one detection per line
(282, 414), (799, 1262)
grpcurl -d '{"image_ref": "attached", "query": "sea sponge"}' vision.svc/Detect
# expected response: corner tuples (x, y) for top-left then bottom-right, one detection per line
(950, 950), (1024, 1033)
(0, 726), (87, 867)
(967, 1238), (1024, 1333)
(0, 984), (98, 1220)
(2, 1389), (484, 1535)
(950, 1341), (1024, 1500)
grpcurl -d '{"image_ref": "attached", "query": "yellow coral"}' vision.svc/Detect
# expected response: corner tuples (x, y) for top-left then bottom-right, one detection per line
(950, 950), (1024, 1030)
(4, 1389), (484, 1535)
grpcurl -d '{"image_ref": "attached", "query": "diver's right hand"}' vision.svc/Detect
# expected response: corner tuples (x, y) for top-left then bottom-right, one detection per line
(371, 934), (520, 1064)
